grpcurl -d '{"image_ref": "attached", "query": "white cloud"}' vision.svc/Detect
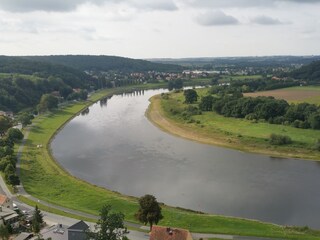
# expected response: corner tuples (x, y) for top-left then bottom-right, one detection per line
(0, 0), (178, 12)
(251, 15), (284, 25)
(196, 10), (239, 26)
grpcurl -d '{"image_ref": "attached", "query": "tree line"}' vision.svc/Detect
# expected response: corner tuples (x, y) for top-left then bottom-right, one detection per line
(180, 88), (320, 131)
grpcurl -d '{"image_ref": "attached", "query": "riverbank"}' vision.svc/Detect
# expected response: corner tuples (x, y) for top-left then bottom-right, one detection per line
(147, 92), (320, 161)
(17, 85), (320, 239)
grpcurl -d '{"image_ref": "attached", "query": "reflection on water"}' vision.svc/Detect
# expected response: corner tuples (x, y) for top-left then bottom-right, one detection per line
(52, 89), (320, 228)
(81, 108), (90, 116)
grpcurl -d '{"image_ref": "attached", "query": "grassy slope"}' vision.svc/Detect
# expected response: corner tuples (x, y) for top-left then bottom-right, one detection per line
(19, 85), (320, 239)
(153, 88), (320, 160)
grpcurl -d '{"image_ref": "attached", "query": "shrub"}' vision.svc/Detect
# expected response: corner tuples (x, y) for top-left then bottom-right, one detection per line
(292, 120), (303, 128)
(269, 134), (292, 145)
(273, 116), (285, 125)
(245, 113), (257, 121)
(7, 128), (24, 142)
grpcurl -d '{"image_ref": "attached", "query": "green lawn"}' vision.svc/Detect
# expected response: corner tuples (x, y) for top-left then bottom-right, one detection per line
(159, 89), (320, 160)
(17, 85), (320, 239)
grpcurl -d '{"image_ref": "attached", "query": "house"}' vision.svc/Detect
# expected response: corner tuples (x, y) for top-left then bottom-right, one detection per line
(14, 232), (33, 240)
(40, 220), (89, 240)
(0, 194), (13, 209)
(0, 206), (19, 228)
(68, 220), (89, 240)
(150, 226), (193, 240)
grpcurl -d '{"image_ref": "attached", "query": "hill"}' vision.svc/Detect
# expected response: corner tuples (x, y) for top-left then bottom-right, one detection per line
(25, 55), (184, 73)
(290, 60), (320, 84)
(0, 56), (94, 112)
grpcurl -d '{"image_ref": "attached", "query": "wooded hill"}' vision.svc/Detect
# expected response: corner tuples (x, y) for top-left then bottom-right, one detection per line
(290, 60), (320, 84)
(0, 55), (183, 112)
(0, 56), (94, 112)
(25, 55), (184, 73)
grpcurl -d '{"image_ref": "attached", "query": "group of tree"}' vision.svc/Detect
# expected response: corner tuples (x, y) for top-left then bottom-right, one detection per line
(0, 117), (22, 186)
(0, 56), (101, 112)
(210, 78), (299, 96)
(26, 55), (184, 73)
(86, 194), (163, 239)
(290, 60), (320, 84)
(168, 79), (183, 90)
(182, 88), (320, 131)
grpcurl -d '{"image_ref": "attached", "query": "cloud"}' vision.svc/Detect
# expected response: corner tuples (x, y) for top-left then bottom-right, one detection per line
(128, 0), (178, 11)
(196, 10), (239, 26)
(0, 0), (177, 12)
(0, 0), (101, 12)
(181, 0), (320, 8)
(251, 15), (283, 25)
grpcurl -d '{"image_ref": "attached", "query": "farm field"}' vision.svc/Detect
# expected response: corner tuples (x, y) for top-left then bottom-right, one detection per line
(244, 86), (320, 104)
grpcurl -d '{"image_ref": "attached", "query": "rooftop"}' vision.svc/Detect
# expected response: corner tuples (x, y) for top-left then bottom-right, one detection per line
(150, 226), (193, 240)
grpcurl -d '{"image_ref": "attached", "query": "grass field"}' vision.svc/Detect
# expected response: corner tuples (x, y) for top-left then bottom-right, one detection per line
(16, 84), (320, 239)
(244, 86), (320, 104)
(148, 88), (320, 160)
(219, 75), (263, 83)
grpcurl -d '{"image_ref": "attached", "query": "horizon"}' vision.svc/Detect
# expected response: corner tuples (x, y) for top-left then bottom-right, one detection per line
(2, 54), (320, 60)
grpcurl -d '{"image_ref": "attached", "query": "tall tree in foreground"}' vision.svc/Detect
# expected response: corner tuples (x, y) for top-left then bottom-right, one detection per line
(0, 224), (9, 240)
(87, 205), (127, 240)
(135, 194), (163, 231)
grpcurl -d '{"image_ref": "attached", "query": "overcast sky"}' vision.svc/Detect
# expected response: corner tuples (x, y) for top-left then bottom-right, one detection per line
(0, 0), (320, 58)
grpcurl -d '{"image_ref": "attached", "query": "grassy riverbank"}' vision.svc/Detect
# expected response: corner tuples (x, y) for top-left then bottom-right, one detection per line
(147, 88), (320, 160)
(18, 85), (320, 239)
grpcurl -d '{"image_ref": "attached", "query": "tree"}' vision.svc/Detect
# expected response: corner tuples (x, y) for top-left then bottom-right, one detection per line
(37, 94), (58, 113)
(7, 128), (24, 142)
(87, 205), (127, 240)
(0, 116), (12, 136)
(184, 89), (198, 104)
(33, 205), (44, 225)
(18, 112), (33, 128)
(199, 95), (214, 111)
(0, 224), (9, 240)
(168, 79), (183, 91)
(135, 194), (163, 231)
(308, 113), (320, 130)
(59, 86), (73, 99)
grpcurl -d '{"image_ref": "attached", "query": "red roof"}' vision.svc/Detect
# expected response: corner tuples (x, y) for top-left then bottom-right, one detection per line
(150, 226), (193, 240)
(0, 194), (8, 205)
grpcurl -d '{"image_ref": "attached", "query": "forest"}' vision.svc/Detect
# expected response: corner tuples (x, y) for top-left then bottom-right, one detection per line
(25, 55), (184, 73)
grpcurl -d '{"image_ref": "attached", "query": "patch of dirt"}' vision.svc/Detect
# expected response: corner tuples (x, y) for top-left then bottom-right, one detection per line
(244, 89), (320, 102)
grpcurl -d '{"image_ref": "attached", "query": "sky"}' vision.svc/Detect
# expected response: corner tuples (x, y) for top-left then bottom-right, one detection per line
(0, 0), (320, 58)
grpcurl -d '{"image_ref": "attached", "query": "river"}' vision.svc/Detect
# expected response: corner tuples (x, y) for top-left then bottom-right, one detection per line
(51, 89), (320, 228)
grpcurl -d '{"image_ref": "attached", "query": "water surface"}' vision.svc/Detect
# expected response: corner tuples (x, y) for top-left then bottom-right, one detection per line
(52, 89), (320, 228)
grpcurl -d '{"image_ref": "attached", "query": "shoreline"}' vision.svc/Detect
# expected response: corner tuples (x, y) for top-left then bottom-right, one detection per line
(16, 86), (320, 239)
(146, 94), (320, 161)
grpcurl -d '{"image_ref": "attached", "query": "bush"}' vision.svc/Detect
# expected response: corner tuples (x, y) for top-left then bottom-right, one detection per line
(273, 116), (285, 125)
(7, 128), (24, 142)
(183, 105), (201, 117)
(245, 113), (257, 121)
(292, 120), (303, 128)
(269, 134), (292, 145)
